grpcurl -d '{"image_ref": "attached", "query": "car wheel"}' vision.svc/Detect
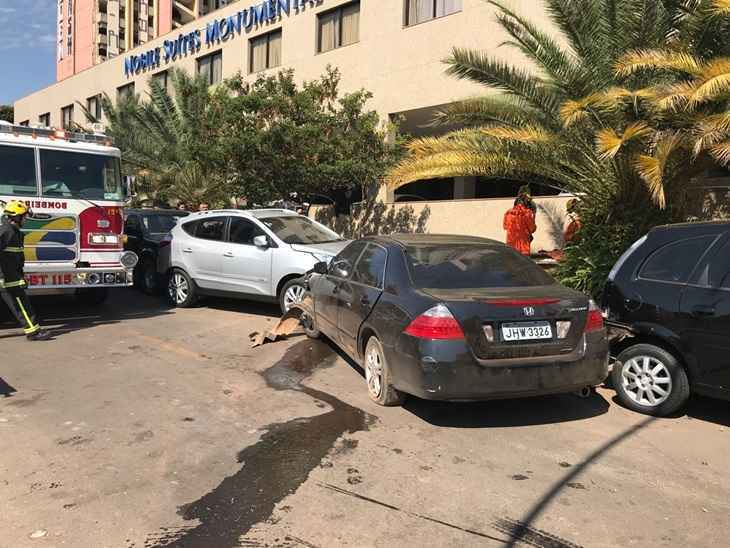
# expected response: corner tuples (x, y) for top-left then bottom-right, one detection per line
(300, 312), (320, 339)
(167, 269), (197, 308)
(279, 277), (306, 314)
(612, 344), (690, 417)
(364, 337), (405, 407)
(139, 257), (158, 295)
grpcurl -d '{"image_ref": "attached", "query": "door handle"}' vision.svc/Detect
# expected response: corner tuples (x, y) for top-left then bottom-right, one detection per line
(691, 305), (716, 318)
(223, 252), (234, 258)
(182, 248), (193, 254)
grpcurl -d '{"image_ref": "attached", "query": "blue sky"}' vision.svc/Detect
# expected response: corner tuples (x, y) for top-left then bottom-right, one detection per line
(0, 0), (57, 105)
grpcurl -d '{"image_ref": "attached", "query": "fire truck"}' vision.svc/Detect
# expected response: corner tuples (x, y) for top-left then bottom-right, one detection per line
(0, 121), (138, 304)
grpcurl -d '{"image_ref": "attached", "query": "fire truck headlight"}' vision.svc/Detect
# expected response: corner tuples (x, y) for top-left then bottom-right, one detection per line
(120, 251), (139, 269)
(89, 233), (121, 245)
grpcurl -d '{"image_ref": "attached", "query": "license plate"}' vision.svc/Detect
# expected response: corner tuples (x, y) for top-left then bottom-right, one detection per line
(501, 322), (553, 342)
(25, 273), (75, 287)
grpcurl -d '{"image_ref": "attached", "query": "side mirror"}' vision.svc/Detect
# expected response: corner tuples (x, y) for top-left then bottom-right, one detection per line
(253, 235), (269, 248)
(313, 261), (328, 275)
(333, 259), (350, 278)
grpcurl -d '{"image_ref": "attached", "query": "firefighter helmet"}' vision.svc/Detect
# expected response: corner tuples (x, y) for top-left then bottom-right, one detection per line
(3, 200), (29, 217)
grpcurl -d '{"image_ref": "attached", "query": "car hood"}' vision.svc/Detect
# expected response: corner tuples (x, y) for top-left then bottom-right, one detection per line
(290, 240), (350, 257)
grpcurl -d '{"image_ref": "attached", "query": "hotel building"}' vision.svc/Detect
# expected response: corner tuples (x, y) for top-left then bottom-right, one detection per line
(16, 0), (572, 249)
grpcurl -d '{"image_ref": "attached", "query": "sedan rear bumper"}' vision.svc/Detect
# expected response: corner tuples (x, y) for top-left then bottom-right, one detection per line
(389, 334), (609, 401)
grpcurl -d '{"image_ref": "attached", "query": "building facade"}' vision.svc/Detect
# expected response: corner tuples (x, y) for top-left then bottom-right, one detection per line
(17, 0), (573, 249)
(56, 0), (237, 81)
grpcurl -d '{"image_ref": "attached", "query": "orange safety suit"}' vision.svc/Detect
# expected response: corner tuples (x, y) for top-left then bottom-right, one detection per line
(503, 203), (537, 256)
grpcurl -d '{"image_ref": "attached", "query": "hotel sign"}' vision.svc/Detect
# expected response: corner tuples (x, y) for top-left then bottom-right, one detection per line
(123, 0), (323, 78)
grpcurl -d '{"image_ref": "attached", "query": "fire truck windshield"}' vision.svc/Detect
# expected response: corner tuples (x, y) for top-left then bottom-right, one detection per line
(40, 149), (123, 201)
(0, 144), (124, 202)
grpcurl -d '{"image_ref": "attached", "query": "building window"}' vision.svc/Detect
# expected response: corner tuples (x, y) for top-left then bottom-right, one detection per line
(317, 2), (359, 53)
(197, 50), (223, 85)
(19, 120), (29, 127)
(249, 30), (282, 73)
(117, 82), (135, 101)
(39, 113), (51, 127)
(61, 105), (74, 129)
(405, 0), (462, 26)
(87, 94), (102, 120)
(151, 70), (169, 93)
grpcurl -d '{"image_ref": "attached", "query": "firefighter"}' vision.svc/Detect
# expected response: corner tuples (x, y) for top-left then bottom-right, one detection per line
(503, 194), (537, 256)
(0, 201), (51, 341)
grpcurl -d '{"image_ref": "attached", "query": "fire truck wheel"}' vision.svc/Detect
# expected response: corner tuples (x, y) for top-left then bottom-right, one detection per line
(76, 288), (109, 306)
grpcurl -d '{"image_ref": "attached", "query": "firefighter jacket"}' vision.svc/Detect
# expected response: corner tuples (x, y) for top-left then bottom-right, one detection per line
(503, 203), (537, 256)
(0, 219), (26, 287)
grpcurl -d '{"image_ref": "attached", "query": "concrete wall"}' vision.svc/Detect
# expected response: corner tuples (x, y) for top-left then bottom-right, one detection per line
(311, 195), (573, 252)
(16, 0), (554, 127)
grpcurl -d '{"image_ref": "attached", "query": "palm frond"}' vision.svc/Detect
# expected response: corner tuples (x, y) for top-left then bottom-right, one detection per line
(430, 95), (545, 128)
(686, 57), (730, 105)
(709, 140), (730, 163)
(596, 122), (651, 159)
(615, 49), (704, 76)
(711, 0), (730, 15)
(634, 131), (684, 208)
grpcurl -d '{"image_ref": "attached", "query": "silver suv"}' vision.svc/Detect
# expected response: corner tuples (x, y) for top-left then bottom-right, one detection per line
(158, 209), (349, 312)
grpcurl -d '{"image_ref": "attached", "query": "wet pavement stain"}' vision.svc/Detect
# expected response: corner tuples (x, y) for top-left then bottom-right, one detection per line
(145, 340), (375, 548)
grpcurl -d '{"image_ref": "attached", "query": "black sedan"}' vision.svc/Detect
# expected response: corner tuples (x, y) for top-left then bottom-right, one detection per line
(124, 209), (189, 294)
(604, 221), (730, 416)
(302, 234), (609, 406)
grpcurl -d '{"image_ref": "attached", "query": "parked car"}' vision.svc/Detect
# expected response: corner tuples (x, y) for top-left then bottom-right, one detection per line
(603, 221), (730, 416)
(124, 209), (190, 294)
(301, 234), (608, 406)
(159, 209), (348, 313)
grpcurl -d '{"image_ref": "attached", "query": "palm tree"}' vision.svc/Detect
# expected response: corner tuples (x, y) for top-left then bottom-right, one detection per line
(83, 69), (231, 207)
(389, 0), (730, 295)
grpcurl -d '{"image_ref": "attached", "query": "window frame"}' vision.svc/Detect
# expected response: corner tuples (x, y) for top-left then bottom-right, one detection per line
(117, 82), (135, 101)
(353, 242), (388, 289)
(248, 29), (283, 74)
(637, 235), (719, 286)
(39, 113), (51, 127)
(197, 50), (223, 86)
(227, 216), (267, 247)
(404, 0), (463, 28)
(86, 94), (102, 120)
(61, 104), (75, 129)
(316, 1), (360, 54)
(151, 70), (169, 93)
(192, 216), (228, 242)
(329, 241), (368, 280)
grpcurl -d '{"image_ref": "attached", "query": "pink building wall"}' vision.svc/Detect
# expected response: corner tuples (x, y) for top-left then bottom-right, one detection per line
(158, 0), (174, 37)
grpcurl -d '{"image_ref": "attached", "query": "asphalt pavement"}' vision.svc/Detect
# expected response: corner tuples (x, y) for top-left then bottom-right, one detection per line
(1, 290), (728, 547)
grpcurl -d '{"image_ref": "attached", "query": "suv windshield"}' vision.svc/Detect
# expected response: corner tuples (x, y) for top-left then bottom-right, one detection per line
(260, 216), (342, 245)
(406, 244), (556, 289)
(40, 149), (123, 201)
(0, 145), (38, 196)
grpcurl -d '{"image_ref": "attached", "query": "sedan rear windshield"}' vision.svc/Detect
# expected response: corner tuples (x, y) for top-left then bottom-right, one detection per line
(405, 244), (555, 289)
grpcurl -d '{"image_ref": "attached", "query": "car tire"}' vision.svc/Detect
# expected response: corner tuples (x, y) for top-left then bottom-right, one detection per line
(279, 277), (307, 315)
(364, 337), (405, 407)
(612, 344), (690, 417)
(167, 269), (197, 308)
(301, 312), (321, 339)
(75, 288), (109, 306)
(139, 256), (158, 295)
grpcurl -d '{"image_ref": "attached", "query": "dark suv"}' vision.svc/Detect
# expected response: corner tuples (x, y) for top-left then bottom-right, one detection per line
(124, 209), (189, 294)
(603, 221), (730, 416)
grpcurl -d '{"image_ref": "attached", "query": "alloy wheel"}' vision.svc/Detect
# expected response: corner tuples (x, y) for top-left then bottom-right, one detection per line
(283, 283), (306, 311)
(365, 345), (383, 398)
(169, 272), (189, 305)
(620, 356), (672, 407)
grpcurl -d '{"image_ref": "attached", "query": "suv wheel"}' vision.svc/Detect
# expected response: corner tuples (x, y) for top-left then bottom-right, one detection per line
(364, 337), (405, 407)
(279, 277), (306, 314)
(139, 256), (158, 295)
(612, 344), (690, 416)
(167, 269), (197, 308)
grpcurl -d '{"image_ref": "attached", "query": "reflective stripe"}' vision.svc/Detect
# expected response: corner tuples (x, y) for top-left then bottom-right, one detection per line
(1, 280), (27, 289)
(15, 297), (37, 332)
(3, 247), (24, 252)
(24, 324), (40, 335)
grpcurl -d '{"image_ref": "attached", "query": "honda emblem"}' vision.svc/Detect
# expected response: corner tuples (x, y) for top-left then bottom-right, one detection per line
(523, 306), (535, 317)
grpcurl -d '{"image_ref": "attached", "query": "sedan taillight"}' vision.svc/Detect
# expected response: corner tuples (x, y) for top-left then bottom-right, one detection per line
(585, 300), (604, 333)
(404, 304), (465, 340)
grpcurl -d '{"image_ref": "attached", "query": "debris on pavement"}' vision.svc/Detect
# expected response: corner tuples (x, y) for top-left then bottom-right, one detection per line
(249, 296), (313, 348)
(29, 530), (48, 539)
